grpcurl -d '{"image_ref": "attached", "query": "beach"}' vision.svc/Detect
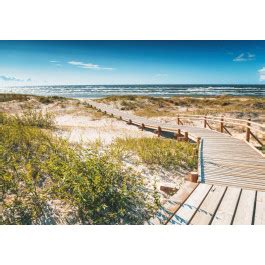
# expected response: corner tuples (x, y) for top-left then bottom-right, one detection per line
(1, 93), (265, 224)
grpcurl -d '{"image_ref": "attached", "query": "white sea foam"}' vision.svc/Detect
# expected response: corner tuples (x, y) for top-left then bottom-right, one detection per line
(1, 85), (265, 98)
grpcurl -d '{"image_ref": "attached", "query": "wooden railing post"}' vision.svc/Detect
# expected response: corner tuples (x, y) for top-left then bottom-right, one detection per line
(220, 117), (224, 133)
(184, 132), (188, 141)
(141, 123), (145, 131)
(187, 171), (199, 183)
(157, 126), (162, 137)
(175, 129), (181, 140)
(177, 115), (180, 125)
(204, 116), (207, 128)
(197, 137), (201, 146)
(246, 118), (251, 142)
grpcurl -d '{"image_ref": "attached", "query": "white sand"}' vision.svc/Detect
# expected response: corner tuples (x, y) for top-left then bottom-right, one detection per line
(55, 114), (154, 145)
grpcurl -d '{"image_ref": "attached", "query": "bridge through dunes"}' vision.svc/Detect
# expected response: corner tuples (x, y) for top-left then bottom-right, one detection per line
(86, 99), (265, 225)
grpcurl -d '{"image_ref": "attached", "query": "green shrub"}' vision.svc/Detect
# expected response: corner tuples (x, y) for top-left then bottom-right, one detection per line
(0, 110), (55, 129)
(111, 137), (197, 171)
(0, 114), (155, 224)
(0, 93), (30, 102)
(38, 96), (67, 104)
(16, 109), (55, 128)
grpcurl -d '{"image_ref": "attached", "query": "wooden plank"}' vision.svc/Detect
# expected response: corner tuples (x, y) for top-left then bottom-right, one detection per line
(204, 179), (265, 192)
(254, 191), (265, 225)
(190, 185), (226, 225)
(233, 189), (256, 225)
(203, 172), (265, 183)
(167, 183), (212, 225)
(148, 182), (198, 225)
(211, 187), (241, 225)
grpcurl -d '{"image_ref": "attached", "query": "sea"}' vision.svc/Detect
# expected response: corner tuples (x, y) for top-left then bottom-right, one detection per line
(1, 84), (265, 98)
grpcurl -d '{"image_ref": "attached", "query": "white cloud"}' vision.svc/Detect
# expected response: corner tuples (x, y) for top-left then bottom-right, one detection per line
(0, 75), (31, 82)
(258, 67), (265, 81)
(233, 52), (255, 62)
(68, 61), (114, 70)
(50, 60), (62, 67)
(156, 73), (168, 77)
(247, 52), (255, 59)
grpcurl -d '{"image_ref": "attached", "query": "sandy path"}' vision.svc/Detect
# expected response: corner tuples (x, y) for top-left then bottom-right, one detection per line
(55, 114), (154, 144)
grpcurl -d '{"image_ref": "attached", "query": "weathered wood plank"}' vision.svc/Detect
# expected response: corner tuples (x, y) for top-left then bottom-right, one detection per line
(233, 189), (256, 225)
(254, 191), (265, 225)
(190, 185), (226, 225)
(167, 183), (212, 225)
(204, 180), (265, 192)
(148, 182), (198, 225)
(211, 187), (241, 225)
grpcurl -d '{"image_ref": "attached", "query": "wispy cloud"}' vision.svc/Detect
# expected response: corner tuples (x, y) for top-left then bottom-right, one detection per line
(233, 52), (255, 62)
(0, 75), (31, 82)
(258, 67), (265, 81)
(155, 73), (168, 77)
(68, 61), (114, 70)
(50, 60), (62, 67)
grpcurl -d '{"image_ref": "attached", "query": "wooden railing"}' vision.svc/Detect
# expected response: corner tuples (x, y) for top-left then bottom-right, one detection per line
(87, 101), (265, 184)
(177, 114), (265, 147)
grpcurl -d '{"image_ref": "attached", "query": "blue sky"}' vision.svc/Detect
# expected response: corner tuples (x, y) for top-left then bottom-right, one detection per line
(0, 40), (265, 86)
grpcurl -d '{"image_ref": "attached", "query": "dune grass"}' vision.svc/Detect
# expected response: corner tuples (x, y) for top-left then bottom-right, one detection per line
(37, 95), (68, 104)
(111, 137), (197, 171)
(97, 95), (265, 117)
(0, 93), (30, 102)
(0, 111), (159, 225)
(0, 93), (68, 104)
(0, 109), (54, 129)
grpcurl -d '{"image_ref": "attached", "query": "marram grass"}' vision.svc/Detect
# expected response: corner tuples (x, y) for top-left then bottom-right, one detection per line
(0, 110), (198, 224)
(111, 137), (197, 171)
(0, 111), (157, 224)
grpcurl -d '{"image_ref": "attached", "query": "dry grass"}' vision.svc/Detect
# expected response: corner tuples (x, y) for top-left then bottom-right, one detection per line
(97, 95), (265, 119)
(0, 93), (30, 102)
(0, 93), (68, 104)
(111, 137), (197, 171)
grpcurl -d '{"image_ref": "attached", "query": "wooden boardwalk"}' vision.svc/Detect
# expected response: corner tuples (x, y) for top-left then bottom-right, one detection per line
(147, 181), (265, 225)
(87, 100), (265, 224)
(87, 100), (265, 192)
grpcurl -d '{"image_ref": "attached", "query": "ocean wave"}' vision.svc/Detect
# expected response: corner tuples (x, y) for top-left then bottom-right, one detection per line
(1, 85), (265, 98)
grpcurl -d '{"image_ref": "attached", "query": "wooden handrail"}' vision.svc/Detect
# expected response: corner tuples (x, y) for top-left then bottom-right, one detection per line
(177, 116), (265, 134)
(177, 114), (264, 146)
(88, 101), (264, 148)
(177, 114), (265, 130)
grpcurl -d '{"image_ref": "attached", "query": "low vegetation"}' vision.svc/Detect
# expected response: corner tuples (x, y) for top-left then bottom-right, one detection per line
(38, 96), (68, 104)
(0, 110), (54, 129)
(111, 137), (197, 171)
(0, 111), (159, 224)
(97, 95), (265, 118)
(0, 93), (67, 104)
(0, 93), (30, 102)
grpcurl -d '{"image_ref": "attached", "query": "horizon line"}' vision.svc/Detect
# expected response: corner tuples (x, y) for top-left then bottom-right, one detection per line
(2, 83), (265, 87)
